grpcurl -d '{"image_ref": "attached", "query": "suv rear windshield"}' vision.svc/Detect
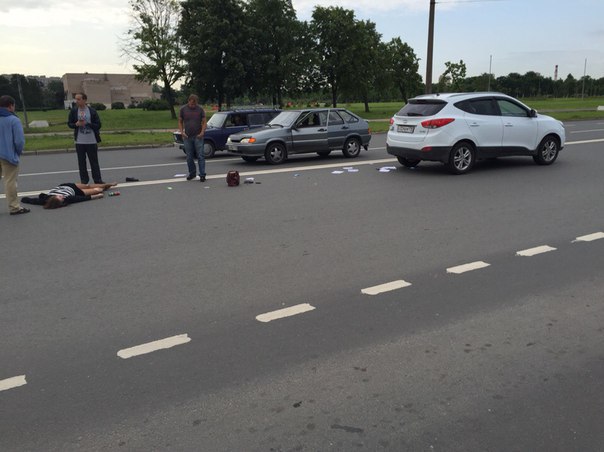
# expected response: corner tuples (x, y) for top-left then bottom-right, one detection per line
(396, 100), (446, 117)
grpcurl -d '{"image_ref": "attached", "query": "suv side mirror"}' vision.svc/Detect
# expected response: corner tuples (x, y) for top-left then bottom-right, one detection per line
(529, 109), (537, 118)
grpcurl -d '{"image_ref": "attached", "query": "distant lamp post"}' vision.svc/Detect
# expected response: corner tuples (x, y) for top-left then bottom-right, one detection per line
(581, 58), (587, 99)
(487, 55), (492, 91)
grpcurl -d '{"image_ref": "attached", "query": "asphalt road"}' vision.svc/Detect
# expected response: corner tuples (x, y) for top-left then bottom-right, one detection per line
(2, 121), (604, 451)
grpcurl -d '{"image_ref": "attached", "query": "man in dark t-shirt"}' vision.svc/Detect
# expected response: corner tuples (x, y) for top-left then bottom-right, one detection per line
(178, 94), (207, 181)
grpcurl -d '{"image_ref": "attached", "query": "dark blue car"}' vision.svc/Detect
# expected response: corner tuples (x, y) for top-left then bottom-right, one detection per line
(173, 108), (281, 158)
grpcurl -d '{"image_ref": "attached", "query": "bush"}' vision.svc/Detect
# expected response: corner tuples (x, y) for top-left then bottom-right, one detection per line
(140, 99), (170, 111)
(127, 103), (139, 109)
(111, 102), (125, 110)
(90, 102), (107, 110)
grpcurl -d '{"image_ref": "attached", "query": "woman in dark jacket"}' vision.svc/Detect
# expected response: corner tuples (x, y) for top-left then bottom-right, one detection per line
(21, 182), (116, 209)
(67, 93), (104, 184)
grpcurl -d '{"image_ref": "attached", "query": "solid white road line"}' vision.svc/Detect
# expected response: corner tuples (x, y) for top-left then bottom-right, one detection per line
(6, 157), (398, 198)
(566, 138), (604, 145)
(361, 280), (412, 295)
(0, 375), (27, 392)
(117, 334), (191, 359)
(570, 129), (604, 134)
(256, 303), (316, 323)
(447, 261), (490, 274)
(573, 232), (604, 242)
(516, 245), (557, 256)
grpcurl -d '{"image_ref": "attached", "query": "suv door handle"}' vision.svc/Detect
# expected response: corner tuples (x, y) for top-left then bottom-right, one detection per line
(504, 123), (513, 127)
(318, 128), (327, 132)
(341, 126), (349, 129)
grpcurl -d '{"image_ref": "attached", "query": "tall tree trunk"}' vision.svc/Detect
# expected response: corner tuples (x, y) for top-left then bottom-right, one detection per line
(163, 78), (177, 120)
(331, 86), (337, 108)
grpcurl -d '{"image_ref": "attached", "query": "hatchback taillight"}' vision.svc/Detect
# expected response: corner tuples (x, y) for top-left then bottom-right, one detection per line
(421, 118), (455, 129)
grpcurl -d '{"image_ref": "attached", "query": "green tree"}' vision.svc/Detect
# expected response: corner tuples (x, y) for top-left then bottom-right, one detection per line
(122, 0), (186, 119)
(42, 80), (66, 109)
(311, 6), (357, 107)
(246, 0), (303, 107)
(384, 37), (421, 102)
(441, 60), (466, 91)
(180, 0), (249, 109)
(349, 19), (383, 112)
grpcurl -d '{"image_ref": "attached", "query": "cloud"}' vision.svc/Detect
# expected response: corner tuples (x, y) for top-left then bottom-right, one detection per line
(0, 0), (129, 27)
(292, 0), (430, 17)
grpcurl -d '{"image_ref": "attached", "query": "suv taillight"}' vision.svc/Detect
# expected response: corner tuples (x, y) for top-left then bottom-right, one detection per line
(421, 118), (455, 129)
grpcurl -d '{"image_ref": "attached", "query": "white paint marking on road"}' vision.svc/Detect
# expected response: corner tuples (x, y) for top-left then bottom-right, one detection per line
(117, 334), (191, 359)
(20, 146), (387, 178)
(0, 375), (27, 392)
(6, 157), (398, 199)
(570, 128), (604, 134)
(516, 245), (557, 257)
(256, 303), (316, 323)
(19, 159), (243, 177)
(565, 138), (604, 145)
(572, 232), (604, 242)
(446, 261), (490, 274)
(361, 280), (412, 295)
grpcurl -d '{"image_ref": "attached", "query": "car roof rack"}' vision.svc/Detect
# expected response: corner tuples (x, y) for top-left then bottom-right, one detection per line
(222, 105), (280, 112)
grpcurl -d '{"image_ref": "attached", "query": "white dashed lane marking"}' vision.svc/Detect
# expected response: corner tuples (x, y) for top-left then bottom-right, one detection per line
(0, 375), (27, 392)
(446, 261), (491, 274)
(361, 280), (412, 295)
(516, 245), (557, 256)
(117, 334), (191, 359)
(256, 303), (316, 323)
(573, 232), (604, 242)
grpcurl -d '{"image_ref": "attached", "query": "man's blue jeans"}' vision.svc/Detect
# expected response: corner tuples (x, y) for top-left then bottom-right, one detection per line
(183, 136), (205, 177)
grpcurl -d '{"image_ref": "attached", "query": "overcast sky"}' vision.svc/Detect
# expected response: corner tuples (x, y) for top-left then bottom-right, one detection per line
(1, 0), (603, 82)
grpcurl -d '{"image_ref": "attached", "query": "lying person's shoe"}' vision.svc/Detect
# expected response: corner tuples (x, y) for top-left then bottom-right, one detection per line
(10, 207), (30, 215)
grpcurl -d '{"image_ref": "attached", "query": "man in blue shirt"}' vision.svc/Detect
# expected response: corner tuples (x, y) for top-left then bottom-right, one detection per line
(0, 95), (29, 215)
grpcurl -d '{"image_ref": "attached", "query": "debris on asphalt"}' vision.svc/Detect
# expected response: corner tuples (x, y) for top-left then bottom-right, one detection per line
(244, 177), (255, 184)
(378, 166), (397, 173)
(174, 173), (186, 177)
(125, 177), (139, 182)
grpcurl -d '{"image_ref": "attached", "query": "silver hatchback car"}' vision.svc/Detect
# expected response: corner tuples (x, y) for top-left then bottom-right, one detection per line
(227, 108), (372, 164)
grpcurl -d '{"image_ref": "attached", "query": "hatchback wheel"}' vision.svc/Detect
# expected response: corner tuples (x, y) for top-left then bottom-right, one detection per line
(447, 142), (475, 174)
(342, 137), (361, 158)
(397, 157), (421, 168)
(203, 141), (216, 158)
(533, 135), (560, 165)
(265, 142), (287, 164)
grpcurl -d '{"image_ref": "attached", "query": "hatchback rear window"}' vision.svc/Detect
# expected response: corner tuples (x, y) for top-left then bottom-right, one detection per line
(396, 100), (446, 117)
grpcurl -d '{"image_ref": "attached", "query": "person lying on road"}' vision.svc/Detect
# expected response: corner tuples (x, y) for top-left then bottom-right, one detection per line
(21, 182), (117, 209)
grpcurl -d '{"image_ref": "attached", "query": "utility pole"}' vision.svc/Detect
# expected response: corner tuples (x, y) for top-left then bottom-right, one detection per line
(15, 75), (29, 130)
(425, 0), (436, 94)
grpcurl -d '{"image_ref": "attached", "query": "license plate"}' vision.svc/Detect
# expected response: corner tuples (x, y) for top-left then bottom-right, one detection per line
(397, 125), (415, 134)
(228, 145), (238, 151)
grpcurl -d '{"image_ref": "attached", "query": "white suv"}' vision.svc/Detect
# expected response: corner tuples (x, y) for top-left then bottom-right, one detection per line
(386, 92), (566, 174)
